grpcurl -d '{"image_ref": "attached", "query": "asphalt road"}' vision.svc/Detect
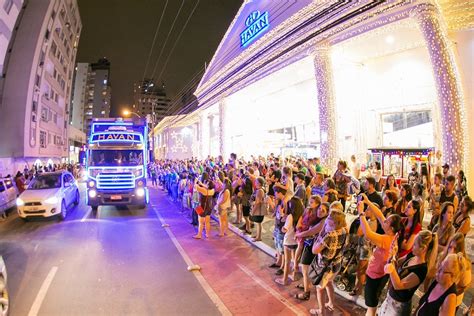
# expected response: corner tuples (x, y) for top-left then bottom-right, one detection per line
(0, 184), (221, 316)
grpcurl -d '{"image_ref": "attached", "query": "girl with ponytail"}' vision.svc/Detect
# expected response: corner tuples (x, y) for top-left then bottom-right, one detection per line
(445, 233), (472, 309)
(357, 194), (405, 316)
(415, 253), (464, 315)
(379, 231), (438, 315)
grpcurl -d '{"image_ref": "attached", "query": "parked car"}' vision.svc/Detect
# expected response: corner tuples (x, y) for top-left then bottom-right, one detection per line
(0, 178), (17, 218)
(16, 171), (80, 221)
(0, 255), (8, 316)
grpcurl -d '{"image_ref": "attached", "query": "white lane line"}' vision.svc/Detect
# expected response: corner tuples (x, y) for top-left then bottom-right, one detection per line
(28, 266), (58, 316)
(152, 207), (231, 316)
(81, 207), (93, 222)
(237, 264), (305, 316)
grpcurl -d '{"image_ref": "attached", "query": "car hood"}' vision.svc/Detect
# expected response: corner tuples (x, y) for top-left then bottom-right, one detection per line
(19, 188), (60, 201)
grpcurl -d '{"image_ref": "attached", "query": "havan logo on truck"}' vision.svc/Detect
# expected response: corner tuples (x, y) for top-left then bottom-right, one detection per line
(91, 133), (141, 142)
(240, 10), (270, 48)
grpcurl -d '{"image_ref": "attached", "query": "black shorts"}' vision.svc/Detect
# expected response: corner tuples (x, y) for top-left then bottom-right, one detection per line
(364, 274), (389, 307)
(250, 215), (264, 223)
(301, 244), (315, 265)
(285, 244), (298, 250)
(242, 205), (251, 217)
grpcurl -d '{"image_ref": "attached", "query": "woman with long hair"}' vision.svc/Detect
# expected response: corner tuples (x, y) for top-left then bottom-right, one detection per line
(412, 183), (426, 223)
(456, 170), (468, 200)
(250, 177), (266, 241)
(384, 174), (400, 196)
(453, 196), (473, 236)
(432, 202), (455, 254)
(395, 184), (412, 216)
(275, 196), (304, 286)
(193, 177), (215, 239)
(333, 160), (351, 210)
(399, 200), (422, 258)
(309, 209), (347, 315)
(379, 231), (438, 316)
(415, 253), (464, 315)
(322, 178), (338, 204)
(358, 194), (405, 316)
(444, 233), (472, 310)
(294, 200), (329, 301)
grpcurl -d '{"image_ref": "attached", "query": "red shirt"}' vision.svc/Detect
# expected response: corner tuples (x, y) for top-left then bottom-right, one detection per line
(399, 222), (422, 258)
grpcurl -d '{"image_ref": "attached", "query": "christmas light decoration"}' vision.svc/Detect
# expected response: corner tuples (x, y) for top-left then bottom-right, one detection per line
(218, 99), (227, 158)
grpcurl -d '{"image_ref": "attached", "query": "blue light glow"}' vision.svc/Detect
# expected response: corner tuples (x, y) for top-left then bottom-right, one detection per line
(90, 132), (142, 144)
(240, 11), (270, 48)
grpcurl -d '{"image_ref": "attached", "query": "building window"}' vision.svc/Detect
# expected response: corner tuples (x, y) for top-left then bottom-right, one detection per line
(3, 0), (13, 14)
(41, 107), (48, 122)
(40, 131), (47, 148)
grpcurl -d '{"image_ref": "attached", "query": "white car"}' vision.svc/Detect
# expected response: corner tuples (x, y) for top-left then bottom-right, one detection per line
(0, 255), (8, 316)
(0, 178), (17, 218)
(16, 171), (80, 221)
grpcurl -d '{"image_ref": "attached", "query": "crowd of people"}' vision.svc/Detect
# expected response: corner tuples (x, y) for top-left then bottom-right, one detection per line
(151, 153), (471, 316)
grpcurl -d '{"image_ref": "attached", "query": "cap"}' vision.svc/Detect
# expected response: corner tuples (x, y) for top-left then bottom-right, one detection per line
(442, 163), (450, 168)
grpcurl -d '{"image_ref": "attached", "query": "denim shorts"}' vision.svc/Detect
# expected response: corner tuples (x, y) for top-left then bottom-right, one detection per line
(379, 293), (412, 316)
(274, 231), (285, 254)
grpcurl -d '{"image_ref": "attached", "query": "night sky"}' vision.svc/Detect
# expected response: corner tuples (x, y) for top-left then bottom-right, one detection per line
(76, 0), (242, 116)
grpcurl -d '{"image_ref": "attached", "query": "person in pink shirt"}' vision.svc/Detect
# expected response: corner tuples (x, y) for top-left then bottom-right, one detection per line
(358, 194), (405, 316)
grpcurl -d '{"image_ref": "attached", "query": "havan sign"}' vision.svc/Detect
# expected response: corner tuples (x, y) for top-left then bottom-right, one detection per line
(91, 133), (141, 142)
(240, 10), (270, 47)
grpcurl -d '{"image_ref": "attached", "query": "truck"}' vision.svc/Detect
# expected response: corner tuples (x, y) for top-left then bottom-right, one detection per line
(86, 118), (149, 211)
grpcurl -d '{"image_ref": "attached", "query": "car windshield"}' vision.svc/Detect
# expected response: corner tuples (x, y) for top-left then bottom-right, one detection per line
(89, 150), (143, 166)
(29, 174), (61, 190)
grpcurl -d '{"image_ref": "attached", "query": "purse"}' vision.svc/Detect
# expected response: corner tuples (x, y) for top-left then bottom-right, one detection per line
(195, 191), (209, 216)
(308, 230), (347, 286)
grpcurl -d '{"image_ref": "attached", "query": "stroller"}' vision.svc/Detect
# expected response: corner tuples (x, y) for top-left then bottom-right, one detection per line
(334, 218), (360, 292)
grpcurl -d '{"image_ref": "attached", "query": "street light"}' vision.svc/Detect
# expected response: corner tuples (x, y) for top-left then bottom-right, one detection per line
(123, 109), (141, 118)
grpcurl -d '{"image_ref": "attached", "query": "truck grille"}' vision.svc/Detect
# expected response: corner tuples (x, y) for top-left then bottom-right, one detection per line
(97, 173), (135, 189)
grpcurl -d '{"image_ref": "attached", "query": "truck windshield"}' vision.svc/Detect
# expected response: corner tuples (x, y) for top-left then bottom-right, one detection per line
(89, 150), (143, 166)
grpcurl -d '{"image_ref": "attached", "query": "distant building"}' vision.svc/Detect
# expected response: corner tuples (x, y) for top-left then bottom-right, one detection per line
(0, 0), (82, 175)
(70, 62), (89, 131)
(133, 79), (170, 124)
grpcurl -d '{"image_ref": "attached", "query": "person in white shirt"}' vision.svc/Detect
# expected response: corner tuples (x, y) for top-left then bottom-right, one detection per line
(350, 155), (361, 180)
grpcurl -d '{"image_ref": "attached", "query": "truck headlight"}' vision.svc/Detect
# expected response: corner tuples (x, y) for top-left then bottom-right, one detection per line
(89, 190), (97, 198)
(44, 196), (59, 204)
(16, 198), (25, 206)
(88, 180), (95, 188)
(136, 188), (145, 197)
(133, 168), (143, 177)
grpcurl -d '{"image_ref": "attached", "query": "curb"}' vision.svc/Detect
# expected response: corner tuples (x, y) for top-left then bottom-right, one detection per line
(211, 214), (368, 309)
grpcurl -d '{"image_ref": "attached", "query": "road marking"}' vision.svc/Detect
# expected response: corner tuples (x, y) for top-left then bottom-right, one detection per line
(81, 207), (93, 222)
(237, 264), (305, 316)
(28, 266), (58, 316)
(152, 207), (232, 316)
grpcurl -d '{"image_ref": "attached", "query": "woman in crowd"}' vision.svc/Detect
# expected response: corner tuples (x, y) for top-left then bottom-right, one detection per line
(432, 202), (455, 254)
(415, 253), (464, 316)
(275, 196), (304, 285)
(382, 190), (398, 218)
(412, 183), (426, 223)
(456, 170), (468, 200)
(192, 177), (216, 239)
(239, 174), (254, 235)
(379, 231), (438, 316)
(370, 161), (383, 191)
(250, 177), (266, 241)
(309, 209), (348, 315)
(399, 200), (422, 258)
(445, 233), (472, 311)
(453, 196), (473, 236)
(322, 178), (338, 204)
(333, 160), (351, 210)
(216, 178), (231, 237)
(383, 174), (400, 196)
(269, 187), (288, 275)
(358, 194), (404, 316)
(294, 199), (328, 301)
(395, 184), (412, 216)
(274, 166), (294, 200)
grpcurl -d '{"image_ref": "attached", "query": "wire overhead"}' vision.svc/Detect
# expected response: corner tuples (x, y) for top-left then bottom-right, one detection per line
(140, 0), (169, 85)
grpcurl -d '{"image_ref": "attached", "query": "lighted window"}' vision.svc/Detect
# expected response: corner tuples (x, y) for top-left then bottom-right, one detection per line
(40, 131), (47, 148)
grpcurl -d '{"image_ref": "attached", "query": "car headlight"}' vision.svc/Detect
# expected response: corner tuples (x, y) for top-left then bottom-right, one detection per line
(89, 190), (97, 198)
(16, 198), (25, 206)
(44, 196), (59, 204)
(136, 188), (145, 197)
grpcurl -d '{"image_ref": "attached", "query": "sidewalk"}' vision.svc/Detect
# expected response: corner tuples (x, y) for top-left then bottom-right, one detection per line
(149, 186), (366, 315)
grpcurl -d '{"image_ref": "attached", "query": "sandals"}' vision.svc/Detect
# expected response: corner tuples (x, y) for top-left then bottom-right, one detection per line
(295, 291), (310, 301)
(268, 263), (279, 269)
(192, 235), (202, 239)
(295, 283), (305, 290)
(309, 308), (322, 316)
(274, 278), (289, 286)
(325, 303), (335, 312)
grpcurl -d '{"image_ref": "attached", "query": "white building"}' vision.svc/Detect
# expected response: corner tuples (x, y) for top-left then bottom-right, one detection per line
(0, 0), (82, 175)
(0, 0), (24, 75)
(133, 79), (170, 124)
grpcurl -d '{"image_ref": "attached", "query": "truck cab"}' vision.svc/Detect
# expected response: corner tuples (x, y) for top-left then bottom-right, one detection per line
(86, 118), (149, 211)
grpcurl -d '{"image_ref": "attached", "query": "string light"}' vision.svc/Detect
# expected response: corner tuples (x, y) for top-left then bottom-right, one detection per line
(218, 99), (226, 158)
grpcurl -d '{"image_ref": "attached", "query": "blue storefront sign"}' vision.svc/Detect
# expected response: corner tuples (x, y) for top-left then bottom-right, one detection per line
(90, 133), (141, 143)
(240, 10), (270, 47)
